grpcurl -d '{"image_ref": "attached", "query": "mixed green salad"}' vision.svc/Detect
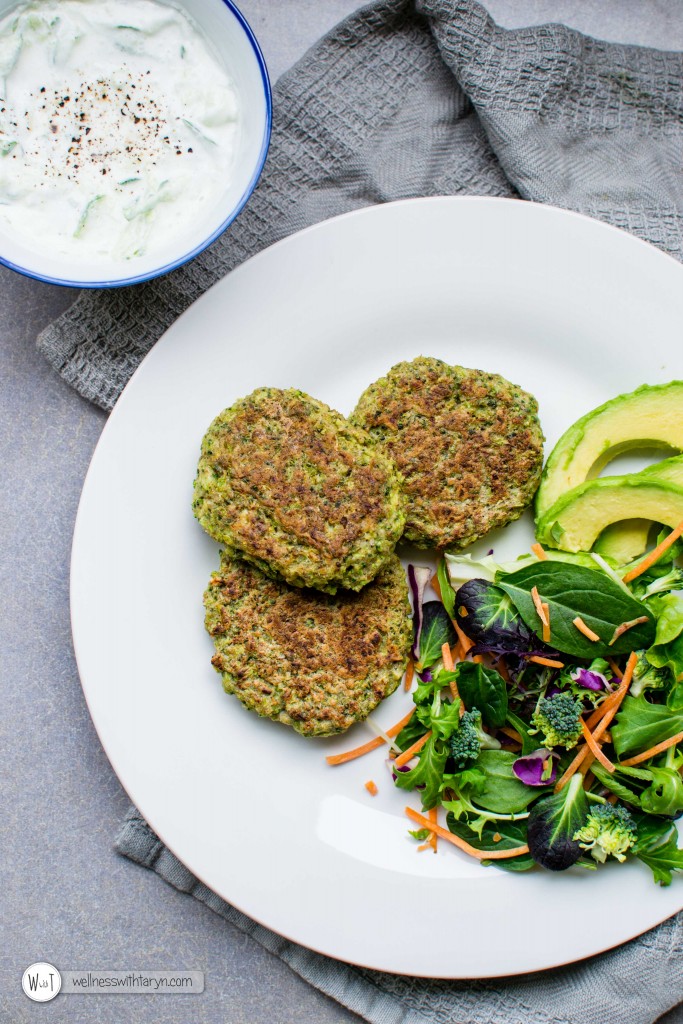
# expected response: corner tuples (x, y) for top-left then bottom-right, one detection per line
(392, 533), (683, 883)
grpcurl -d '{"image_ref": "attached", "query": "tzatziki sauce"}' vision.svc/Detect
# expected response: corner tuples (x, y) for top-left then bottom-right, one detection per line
(0, 0), (240, 261)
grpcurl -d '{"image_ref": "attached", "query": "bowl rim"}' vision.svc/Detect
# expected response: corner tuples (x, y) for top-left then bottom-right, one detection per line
(0, 0), (272, 290)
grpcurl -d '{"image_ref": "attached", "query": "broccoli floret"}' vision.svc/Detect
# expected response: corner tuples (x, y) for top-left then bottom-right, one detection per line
(448, 708), (500, 769)
(630, 651), (669, 698)
(573, 803), (637, 864)
(530, 692), (583, 750)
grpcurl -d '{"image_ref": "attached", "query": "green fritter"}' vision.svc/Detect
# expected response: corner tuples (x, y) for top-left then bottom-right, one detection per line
(193, 388), (405, 593)
(204, 550), (412, 737)
(351, 356), (544, 549)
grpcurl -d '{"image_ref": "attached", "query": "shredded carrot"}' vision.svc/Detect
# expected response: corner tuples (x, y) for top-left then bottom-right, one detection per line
(583, 769), (596, 790)
(364, 780), (378, 796)
(404, 658), (415, 692)
(556, 652), (637, 790)
(431, 572), (443, 602)
(394, 730), (432, 768)
(531, 542), (547, 561)
(608, 659), (624, 680)
(531, 586), (549, 628)
(496, 656), (511, 683)
(442, 642), (465, 715)
(608, 616), (649, 646)
(542, 603), (551, 644)
(580, 719), (615, 773)
(585, 654), (635, 731)
(428, 807), (438, 853)
(528, 656), (565, 669)
(453, 621), (474, 656)
(405, 807), (529, 860)
(607, 792), (619, 804)
(622, 518), (683, 582)
(326, 707), (416, 765)
(573, 616), (601, 643)
(501, 725), (522, 743)
(618, 730), (683, 767)
(492, 832), (502, 843)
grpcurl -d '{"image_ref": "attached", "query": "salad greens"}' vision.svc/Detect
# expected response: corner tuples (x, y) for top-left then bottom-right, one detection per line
(389, 540), (683, 885)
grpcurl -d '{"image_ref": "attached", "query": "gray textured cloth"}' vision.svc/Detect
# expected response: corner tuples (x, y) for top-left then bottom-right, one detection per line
(52, 0), (683, 1020)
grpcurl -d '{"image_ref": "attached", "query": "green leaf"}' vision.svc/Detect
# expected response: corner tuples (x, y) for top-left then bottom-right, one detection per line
(506, 709), (539, 756)
(417, 601), (457, 671)
(446, 814), (534, 871)
(591, 762), (642, 807)
(437, 556), (456, 619)
(472, 750), (545, 814)
(647, 633), (683, 682)
(639, 768), (683, 817)
(612, 695), (683, 758)
(408, 828), (431, 841)
(635, 831), (683, 885)
(454, 661), (508, 728)
(498, 562), (655, 658)
(392, 734), (447, 810)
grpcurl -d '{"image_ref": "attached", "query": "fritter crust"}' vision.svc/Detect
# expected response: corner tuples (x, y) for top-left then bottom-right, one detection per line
(351, 356), (544, 549)
(193, 388), (405, 593)
(204, 550), (412, 737)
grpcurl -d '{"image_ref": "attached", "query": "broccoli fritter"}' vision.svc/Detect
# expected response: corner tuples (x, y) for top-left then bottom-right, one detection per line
(193, 388), (405, 593)
(350, 356), (544, 549)
(204, 549), (412, 737)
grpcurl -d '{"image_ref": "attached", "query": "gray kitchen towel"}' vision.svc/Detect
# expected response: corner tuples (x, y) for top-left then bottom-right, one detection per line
(54, 0), (683, 1021)
(38, 0), (683, 410)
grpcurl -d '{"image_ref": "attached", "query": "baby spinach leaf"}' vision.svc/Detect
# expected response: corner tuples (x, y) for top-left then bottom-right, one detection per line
(416, 601), (456, 671)
(446, 815), (534, 871)
(472, 750), (546, 814)
(498, 562), (655, 658)
(454, 661), (508, 728)
(611, 695), (683, 758)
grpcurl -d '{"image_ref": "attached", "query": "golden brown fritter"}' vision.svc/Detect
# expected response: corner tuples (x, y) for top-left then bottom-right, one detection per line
(351, 356), (544, 549)
(204, 550), (412, 737)
(192, 388), (405, 593)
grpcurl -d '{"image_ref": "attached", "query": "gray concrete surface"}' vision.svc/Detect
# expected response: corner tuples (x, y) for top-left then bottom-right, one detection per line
(3, 3), (683, 1023)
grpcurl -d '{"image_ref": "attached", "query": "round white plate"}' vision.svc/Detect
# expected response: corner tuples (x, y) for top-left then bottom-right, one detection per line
(72, 197), (683, 978)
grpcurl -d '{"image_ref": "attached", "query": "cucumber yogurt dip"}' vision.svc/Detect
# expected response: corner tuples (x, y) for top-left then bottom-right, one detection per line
(0, 0), (240, 261)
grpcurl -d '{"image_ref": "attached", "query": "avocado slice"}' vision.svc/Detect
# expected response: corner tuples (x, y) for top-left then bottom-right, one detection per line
(535, 381), (683, 521)
(593, 456), (683, 562)
(537, 474), (683, 553)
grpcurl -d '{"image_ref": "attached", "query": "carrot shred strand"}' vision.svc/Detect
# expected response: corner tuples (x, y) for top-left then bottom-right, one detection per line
(529, 655), (565, 669)
(580, 719), (615, 773)
(325, 707), (415, 766)
(404, 658), (415, 692)
(364, 780), (378, 796)
(573, 616), (601, 643)
(622, 518), (683, 582)
(542, 603), (551, 644)
(394, 730), (431, 768)
(619, 729), (683, 767)
(531, 542), (547, 561)
(405, 807), (529, 861)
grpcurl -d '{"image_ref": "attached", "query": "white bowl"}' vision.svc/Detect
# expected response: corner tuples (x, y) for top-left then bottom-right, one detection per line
(0, 0), (271, 288)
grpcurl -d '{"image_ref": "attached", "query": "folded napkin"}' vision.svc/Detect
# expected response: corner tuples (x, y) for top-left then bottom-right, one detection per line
(45, 0), (683, 1020)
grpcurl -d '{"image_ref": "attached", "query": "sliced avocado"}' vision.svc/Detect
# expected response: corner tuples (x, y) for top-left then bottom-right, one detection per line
(593, 456), (683, 562)
(535, 381), (683, 521)
(537, 475), (683, 553)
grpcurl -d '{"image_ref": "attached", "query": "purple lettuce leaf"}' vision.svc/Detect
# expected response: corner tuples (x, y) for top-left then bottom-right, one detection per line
(408, 564), (433, 660)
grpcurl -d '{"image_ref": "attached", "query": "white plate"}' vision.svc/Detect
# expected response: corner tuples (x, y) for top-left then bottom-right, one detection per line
(72, 197), (683, 978)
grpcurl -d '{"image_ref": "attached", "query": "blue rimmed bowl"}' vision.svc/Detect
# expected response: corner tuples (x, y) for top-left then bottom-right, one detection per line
(0, 0), (271, 288)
